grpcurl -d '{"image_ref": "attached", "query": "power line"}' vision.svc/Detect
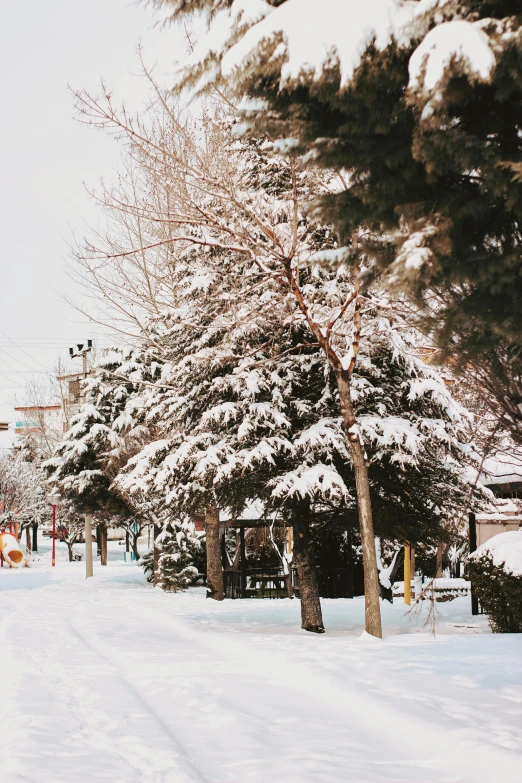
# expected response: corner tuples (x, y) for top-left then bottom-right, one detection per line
(0, 329), (48, 370)
(0, 346), (49, 373)
(0, 349), (39, 381)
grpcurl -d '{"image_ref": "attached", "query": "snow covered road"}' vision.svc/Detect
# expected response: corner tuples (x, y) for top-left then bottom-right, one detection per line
(1, 558), (521, 783)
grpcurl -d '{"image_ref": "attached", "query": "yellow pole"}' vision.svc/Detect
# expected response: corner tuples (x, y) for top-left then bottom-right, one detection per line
(404, 542), (411, 605)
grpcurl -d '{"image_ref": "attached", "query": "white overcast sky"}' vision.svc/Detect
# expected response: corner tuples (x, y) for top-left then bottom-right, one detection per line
(0, 0), (181, 444)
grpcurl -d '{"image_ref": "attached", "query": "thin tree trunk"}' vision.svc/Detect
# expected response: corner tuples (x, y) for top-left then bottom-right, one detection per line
(436, 543), (444, 578)
(32, 522), (38, 552)
(100, 525), (108, 566)
(25, 527), (31, 553)
(336, 371), (382, 639)
(67, 541), (74, 562)
(205, 506), (224, 600)
(291, 497), (324, 633)
(96, 525), (102, 557)
(153, 524), (161, 586)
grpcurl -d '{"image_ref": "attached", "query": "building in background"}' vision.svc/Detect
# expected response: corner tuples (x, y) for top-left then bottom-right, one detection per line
(56, 373), (85, 428)
(14, 405), (62, 435)
(13, 405), (64, 461)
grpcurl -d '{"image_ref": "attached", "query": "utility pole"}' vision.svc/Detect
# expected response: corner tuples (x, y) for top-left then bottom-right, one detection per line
(69, 340), (93, 578)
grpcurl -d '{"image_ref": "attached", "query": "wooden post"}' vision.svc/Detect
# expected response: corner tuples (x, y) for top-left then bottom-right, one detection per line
(404, 542), (411, 606)
(220, 529), (227, 567)
(85, 513), (94, 578)
(469, 512), (479, 616)
(347, 528), (354, 599)
(100, 525), (108, 566)
(239, 525), (246, 599)
(51, 503), (56, 567)
(153, 524), (161, 586)
(286, 527), (293, 557)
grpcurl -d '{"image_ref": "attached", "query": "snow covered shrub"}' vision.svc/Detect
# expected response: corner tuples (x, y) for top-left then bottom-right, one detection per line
(467, 531), (522, 633)
(155, 523), (200, 592)
(139, 548), (155, 583)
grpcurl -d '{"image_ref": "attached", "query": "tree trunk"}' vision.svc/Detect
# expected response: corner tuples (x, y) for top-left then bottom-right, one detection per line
(96, 525), (102, 557)
(131, 530), (140, 561)
(25, 527), (31, 553)
(336, 371), (382, 639)
(291, 497), (324, 633)
(205, 506), (224, 600)
(100, 525), (108, 566)
(436, 542), (444, 578)
(32, 522), (38, 552)
(153, 524), (161, 586)
(67, 541), (74, 562)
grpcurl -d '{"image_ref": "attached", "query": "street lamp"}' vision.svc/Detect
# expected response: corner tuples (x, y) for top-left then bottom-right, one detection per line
(48, 489), (61, 568)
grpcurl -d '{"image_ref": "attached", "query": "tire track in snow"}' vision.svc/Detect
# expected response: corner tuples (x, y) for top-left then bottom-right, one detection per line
(0, 585), (206, 783)
(117, 596), (522, 783)
(67, 615), (209, 783)
(76, 595), (401, 783)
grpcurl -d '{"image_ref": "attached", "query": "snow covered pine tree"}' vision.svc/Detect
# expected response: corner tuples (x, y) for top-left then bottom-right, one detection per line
(101, 121), (472, 634)
(75, 83), (475, 634)
(151, 0), (522, 443)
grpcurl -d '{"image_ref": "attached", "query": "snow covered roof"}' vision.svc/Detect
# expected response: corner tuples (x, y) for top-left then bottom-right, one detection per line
(480, 450), (522, 487)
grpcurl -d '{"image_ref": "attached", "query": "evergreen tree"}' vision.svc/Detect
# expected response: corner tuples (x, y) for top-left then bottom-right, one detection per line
(44, 348), (162, 559)
(76, 84), (479, 634)
(155, 523), (200, 591)
(151, 0), (522, 442)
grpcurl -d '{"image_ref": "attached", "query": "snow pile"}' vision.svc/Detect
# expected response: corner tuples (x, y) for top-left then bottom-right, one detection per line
(30, 547), (70, 565)
(469, 530), (522, 577)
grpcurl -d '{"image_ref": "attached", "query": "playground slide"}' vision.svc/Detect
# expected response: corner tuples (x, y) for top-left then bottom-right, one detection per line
(0, 532), (27, 568)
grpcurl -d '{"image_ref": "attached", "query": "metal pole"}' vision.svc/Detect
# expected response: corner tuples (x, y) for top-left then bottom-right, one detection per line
(52, 503), (56, 567)
(404, 542), (411, 605)
(85, 513), (93, 578)
(469, 512), (479, 616)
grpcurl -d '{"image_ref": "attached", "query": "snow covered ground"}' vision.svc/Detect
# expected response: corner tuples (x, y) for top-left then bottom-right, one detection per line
(1, 543), (521, 783)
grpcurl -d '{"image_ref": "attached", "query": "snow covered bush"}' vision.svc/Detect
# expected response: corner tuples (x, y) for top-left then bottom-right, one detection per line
(154, 522), (201, 591)
(467, 531), (522, 633)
